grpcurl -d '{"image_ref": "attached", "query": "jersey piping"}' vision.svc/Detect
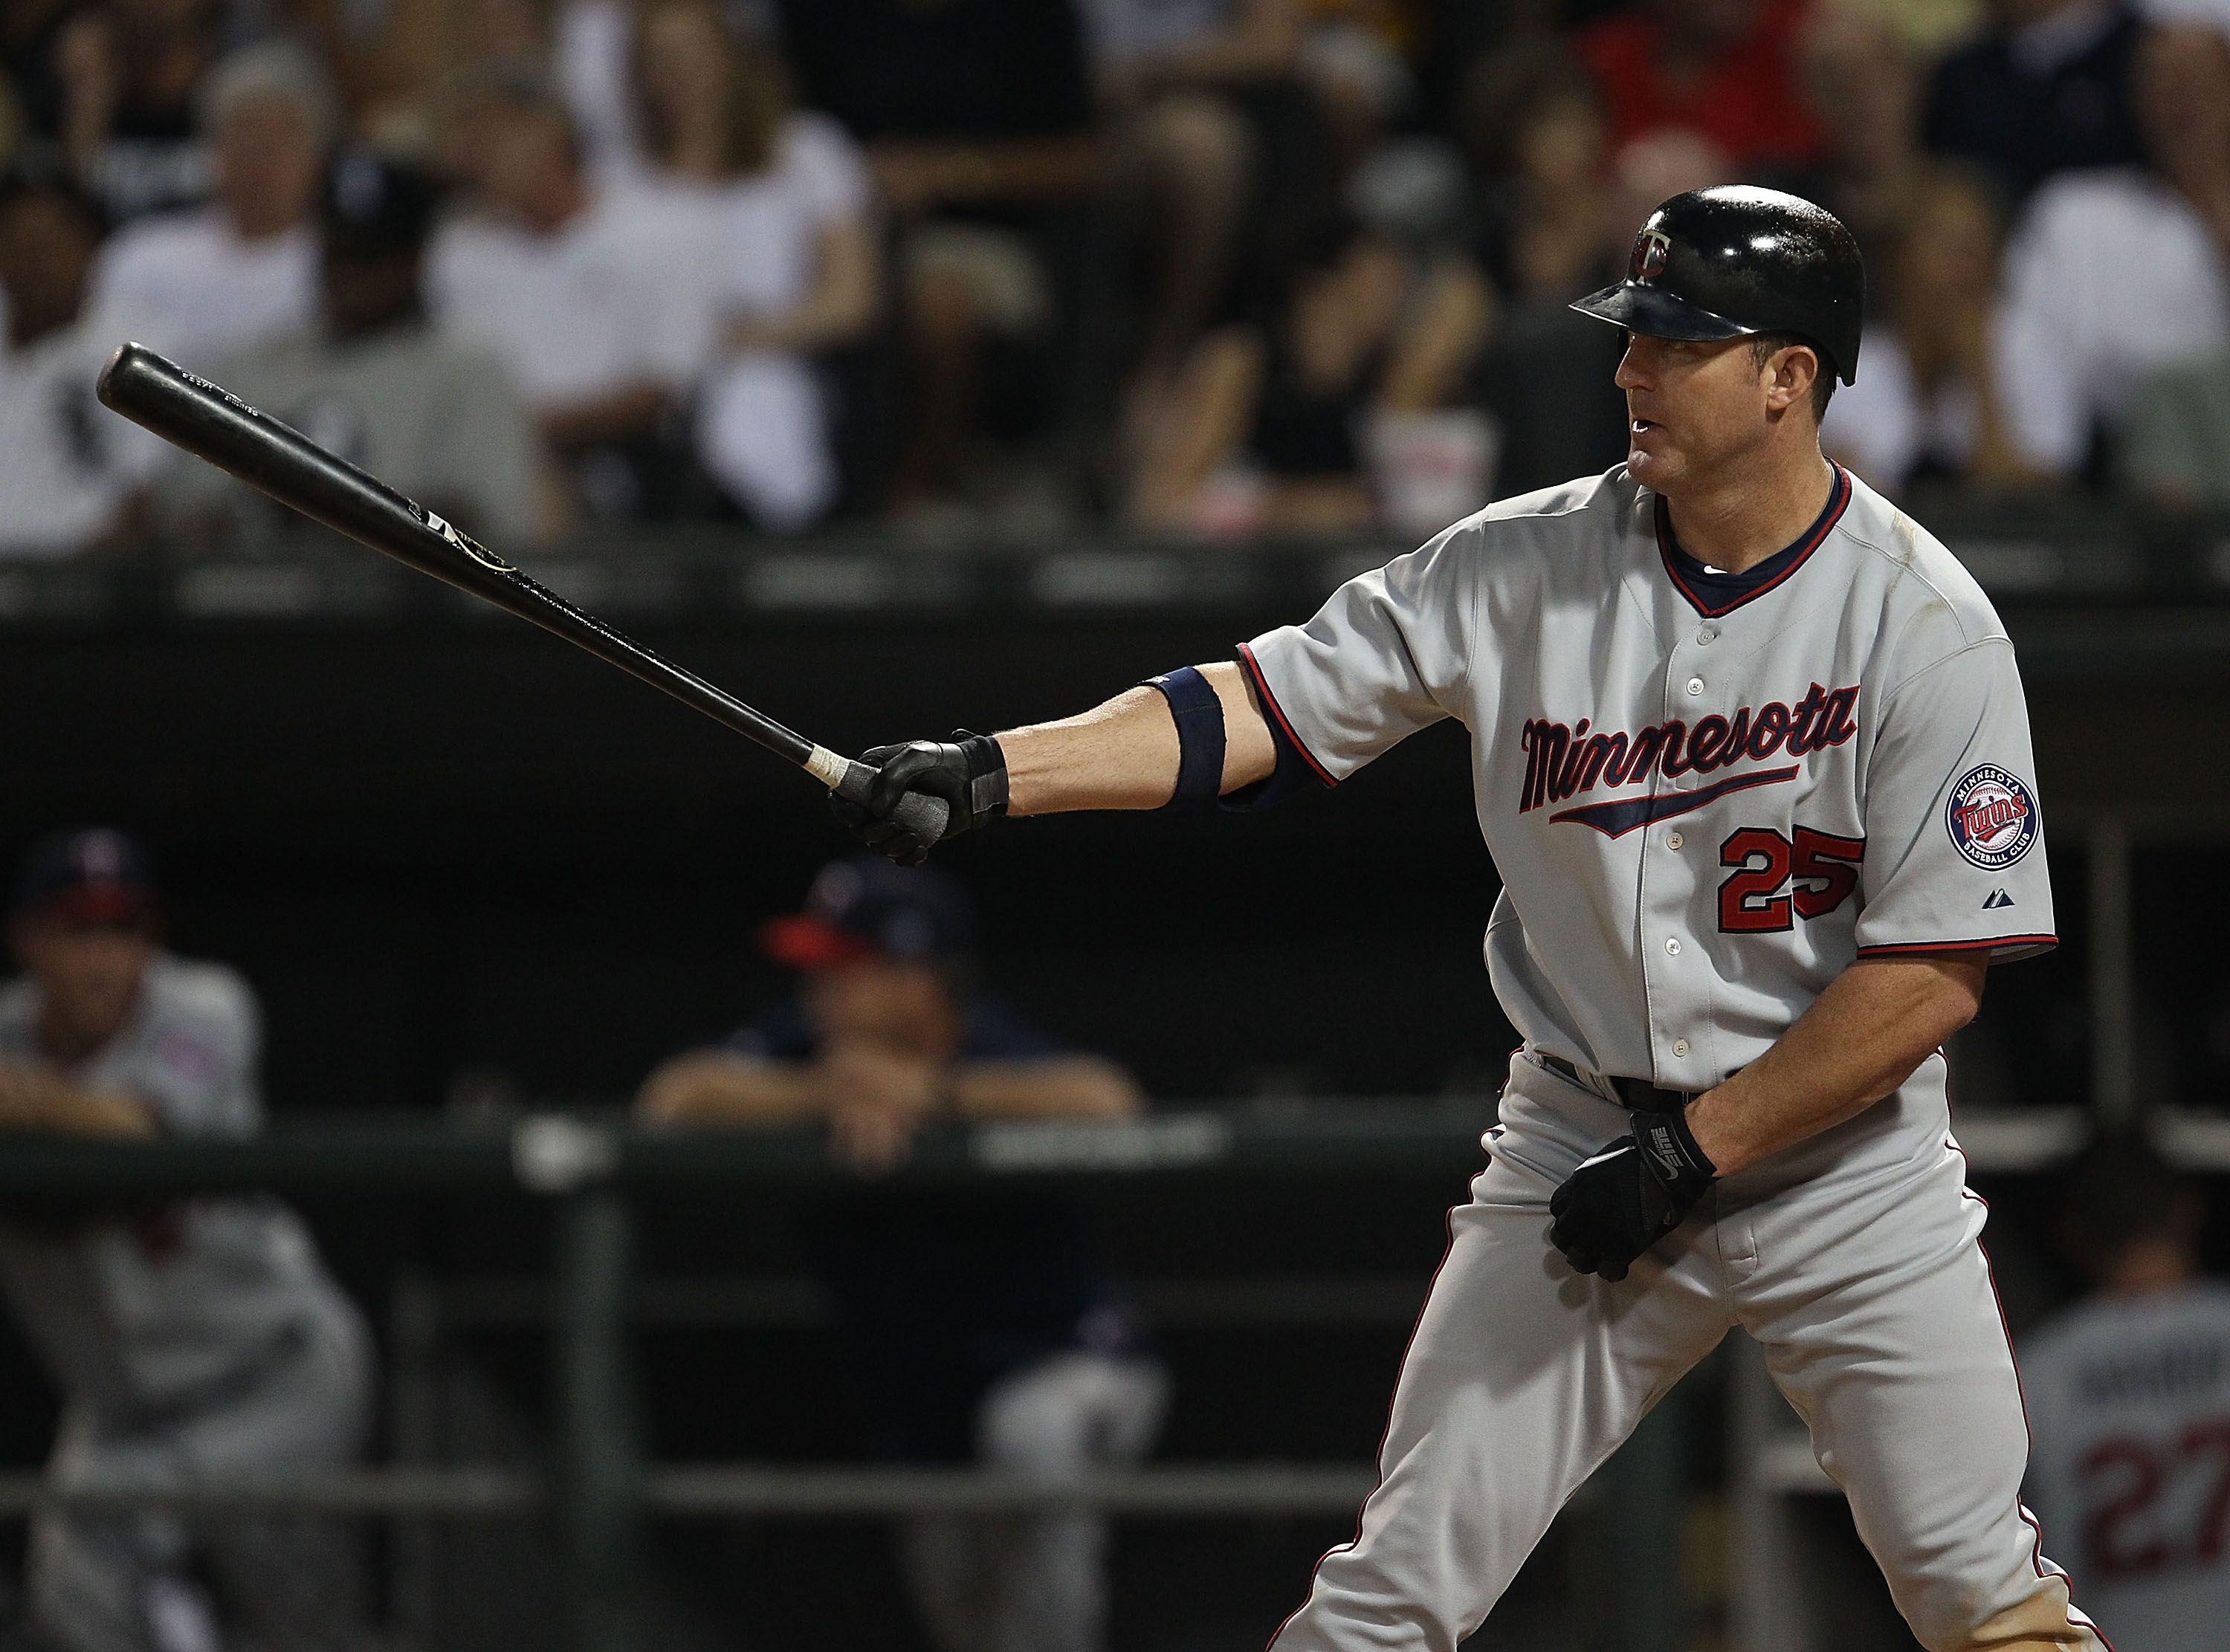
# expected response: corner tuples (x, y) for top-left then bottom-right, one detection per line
(1237, 641), (1338, 786)
(1855, 933), (2060, 957)
(1653, 462), (1853, 618)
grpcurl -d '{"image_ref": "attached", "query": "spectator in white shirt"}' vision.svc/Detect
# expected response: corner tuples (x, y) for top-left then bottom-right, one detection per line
(0, 173), (164, 557)
(154, 151), (544, 551)
(1995, 22), (2230, 476)
(426, 83), (715, 520)
(85, 41), (332, 371)
(630, 0), (882, 530)
(1821, 164), (2046, 494)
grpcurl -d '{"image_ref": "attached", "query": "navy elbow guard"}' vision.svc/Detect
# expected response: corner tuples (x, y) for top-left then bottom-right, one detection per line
(1143, 667), (1226, 809)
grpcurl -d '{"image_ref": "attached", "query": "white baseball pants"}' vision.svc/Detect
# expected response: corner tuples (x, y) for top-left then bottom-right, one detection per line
(30, 1292), (375, 1652)
(902, 1349), (1169, 1652)
(1271, 1053), (2108, 1652)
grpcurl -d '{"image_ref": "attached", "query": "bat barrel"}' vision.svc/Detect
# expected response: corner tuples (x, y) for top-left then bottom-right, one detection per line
(95, 343), (828, 777)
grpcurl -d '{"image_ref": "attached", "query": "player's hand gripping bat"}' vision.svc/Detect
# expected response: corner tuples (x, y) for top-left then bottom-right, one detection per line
(96, 343), (948, 850)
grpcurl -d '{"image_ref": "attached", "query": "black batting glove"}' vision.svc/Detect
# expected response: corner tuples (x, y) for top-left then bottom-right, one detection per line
(1547, 1107), (1717, 1283)
(830, 731), (1008, 866)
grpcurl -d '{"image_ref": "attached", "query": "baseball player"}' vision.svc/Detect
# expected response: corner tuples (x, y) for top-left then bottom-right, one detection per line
(0, 829), (375, 1652)
(833, 186), (2106, 1651)
(2020, 1140), (2230, 1651)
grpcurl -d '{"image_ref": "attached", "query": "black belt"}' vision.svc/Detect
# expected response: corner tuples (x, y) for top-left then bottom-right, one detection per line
(1539, 1055), (1700, 1112)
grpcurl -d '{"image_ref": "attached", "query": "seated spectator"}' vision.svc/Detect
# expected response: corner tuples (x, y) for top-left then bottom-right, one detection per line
(637, 858), (1166, 1652)
(1128, 213), (1490, 533)
(775, 0), (1102, 516)
(1820, 165), (2046, 492)
(1573, 0), (1825, 178)
(1790, 1), (1930, 269)
(2021, 1139), (2230, 1650)
(153, 150), (544, 550)
(85, 42), (331, 369)
(1459, 42), (1644, 498)
(2118, 346), (2230, 505)
(631, 0), (882, 531)
(1994, 22), (2230, 479)
(0, 829), (375, 1652)
(1924, 0), (2146, 206)
(43, 0), (222, 225)
(426, 83), (714, 521)
(1083, 1), (1320, 438)
(0, 172), (165, 557)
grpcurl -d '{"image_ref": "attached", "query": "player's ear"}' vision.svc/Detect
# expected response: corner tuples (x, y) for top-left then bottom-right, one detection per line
(1764, 343), (1819, 415)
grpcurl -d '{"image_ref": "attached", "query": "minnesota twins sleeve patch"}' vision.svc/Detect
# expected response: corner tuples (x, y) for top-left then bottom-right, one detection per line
(1946, 765), (2040, 869)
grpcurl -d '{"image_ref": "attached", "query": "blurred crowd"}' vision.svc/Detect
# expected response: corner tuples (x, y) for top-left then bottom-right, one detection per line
(10, 0), (2230, 554)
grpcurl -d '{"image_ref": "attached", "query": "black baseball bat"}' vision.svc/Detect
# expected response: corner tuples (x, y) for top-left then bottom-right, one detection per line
(96, 343), (948, 848)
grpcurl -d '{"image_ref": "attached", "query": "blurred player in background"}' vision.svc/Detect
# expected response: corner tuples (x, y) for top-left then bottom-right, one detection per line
(638, 857), (1166, 1652)
(2021, 1139), (2230, 1651)
(0, 829), (375, 1652)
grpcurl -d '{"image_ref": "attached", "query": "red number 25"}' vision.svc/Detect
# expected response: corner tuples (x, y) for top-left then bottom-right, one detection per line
(1718, 826), (1866, 933)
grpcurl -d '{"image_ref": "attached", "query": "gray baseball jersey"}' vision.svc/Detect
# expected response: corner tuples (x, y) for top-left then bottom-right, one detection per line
(0, 956), (352, 1419)
(2020, 1283), (2230, 1652)
(1240, 464), (2104, 1652)
(1243, 461), (2055, 1084)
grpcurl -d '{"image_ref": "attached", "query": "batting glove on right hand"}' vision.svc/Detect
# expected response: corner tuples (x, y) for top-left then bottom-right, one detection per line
(1547, 1107), (1716, 1283)
(830, 732), (1008, 866)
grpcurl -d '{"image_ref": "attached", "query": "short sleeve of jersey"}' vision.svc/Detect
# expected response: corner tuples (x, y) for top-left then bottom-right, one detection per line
(1852, 638), (2058, 960)
(1239, 531), (1473, 783)
(119, 962), (262, 1138)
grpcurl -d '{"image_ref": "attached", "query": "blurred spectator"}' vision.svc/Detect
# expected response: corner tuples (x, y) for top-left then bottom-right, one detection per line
(1085, 0), (1315, 406)
(1791, 1), (1930, 268)
(2022, 1139), (2230, 1650)
(1573, 0), (1825, 175)
(1923, 0), (2147, 204)
(0, 172), (164, 556)
(0, 829), (375, 1652)
(637, 858), (1165, 1652)
(775, 0), (1100, 515)
(43, 0), (222, 225)
(153, 149), (543, 549)
(1994, 22), (2230, 479)
(426, 82), (714, 521)
(1128, 213), (1489, 533)
(2118, 347), (2230, 505)
(85, 42), (332, 369)
(1820, 165), (2046, 490)
(632, 0), (882, 531)
(1459, 41), (1659, 498)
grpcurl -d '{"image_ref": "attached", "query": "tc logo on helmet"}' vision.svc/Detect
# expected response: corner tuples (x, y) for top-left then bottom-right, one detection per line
(1631, 229), (1672, 282)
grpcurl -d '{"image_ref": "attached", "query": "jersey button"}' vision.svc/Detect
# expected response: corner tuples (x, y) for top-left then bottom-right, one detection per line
(1686, 676), (1704, 696)
(1667, 831), (1684, 849)
(1665, 937), (1682, 954)
(1672, 1039), (1690, 1057)
(1698, 627), (1719, 645)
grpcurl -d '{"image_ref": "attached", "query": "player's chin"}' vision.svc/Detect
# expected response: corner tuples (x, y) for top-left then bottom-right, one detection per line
(1625, 443), (1680, 488)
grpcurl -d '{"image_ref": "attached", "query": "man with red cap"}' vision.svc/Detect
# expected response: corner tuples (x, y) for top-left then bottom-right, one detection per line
(639, 856), (1166, 1652)
(0, 828), (375, 1652)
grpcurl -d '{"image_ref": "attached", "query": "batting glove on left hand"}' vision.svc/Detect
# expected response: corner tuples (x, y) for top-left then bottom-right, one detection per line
(1548, 1107), (1717, 1283)
(830, 732), (1008, 866)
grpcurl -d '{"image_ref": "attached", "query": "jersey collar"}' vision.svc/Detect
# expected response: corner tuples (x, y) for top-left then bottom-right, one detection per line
(1652, 463), (1852, 620)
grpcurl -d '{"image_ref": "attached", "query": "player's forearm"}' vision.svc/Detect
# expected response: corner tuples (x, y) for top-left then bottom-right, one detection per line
(1001, 661), (1275, 814)
(636, 1052), (821, 1126)
(949, 1057), (1144, 1121)
(1684, 954), (1986, 1177)
(0, 1067), (155, 1137)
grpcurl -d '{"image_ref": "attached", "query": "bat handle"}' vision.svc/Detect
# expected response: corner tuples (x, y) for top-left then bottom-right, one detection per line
(814, 749), (952, 852)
